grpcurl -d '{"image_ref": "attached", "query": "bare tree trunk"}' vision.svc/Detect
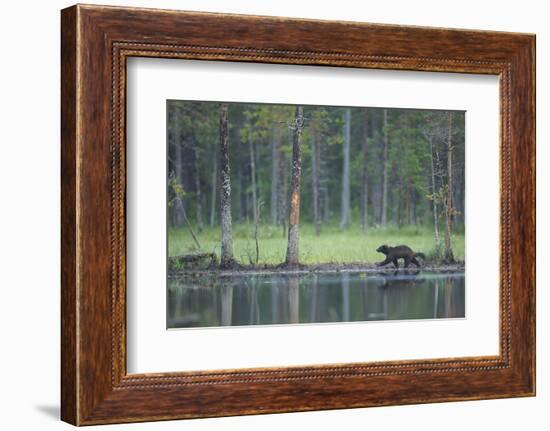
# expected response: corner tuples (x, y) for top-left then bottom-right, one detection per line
(172, 109), (185, 227)
(429, 135), (441, 258)
(248, 127), (258, 225)
(279, 153), (288, 237)
(285, 106), (304, 265)
(270, 125), (279, 224)
(361, 109), (369, 232)
(243, 169), (250, 222)
(311, 128), (321, 236)
(209, 154), (217, 227)
(219, 103), (235, 267)
(194, 143), (203, 232)
(238, 167), (246, 222)
(396, 178), (402, 226)
(406, 183), (411, 226)
(340, 108), (351, 229)
(381, 109), (389, 226)
(323, 186), (330, 222)
(373, 180), (382, 225)
(444, 112), (455, 263)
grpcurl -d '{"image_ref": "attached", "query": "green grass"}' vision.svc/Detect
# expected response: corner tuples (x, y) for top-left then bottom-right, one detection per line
(168, 222), (465, 265)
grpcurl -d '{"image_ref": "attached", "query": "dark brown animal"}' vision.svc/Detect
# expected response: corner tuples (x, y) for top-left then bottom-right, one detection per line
(376, 245), (426, 268)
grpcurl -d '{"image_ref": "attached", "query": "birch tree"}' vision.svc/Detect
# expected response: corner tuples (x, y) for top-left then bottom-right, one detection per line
(219, 103), (235, 267)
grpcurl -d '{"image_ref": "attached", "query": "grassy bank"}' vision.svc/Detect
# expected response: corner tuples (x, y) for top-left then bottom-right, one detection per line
(168, 223), (465, 265)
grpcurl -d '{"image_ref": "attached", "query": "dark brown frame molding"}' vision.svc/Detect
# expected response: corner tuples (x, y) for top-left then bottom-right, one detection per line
(61, 4), (535, 425)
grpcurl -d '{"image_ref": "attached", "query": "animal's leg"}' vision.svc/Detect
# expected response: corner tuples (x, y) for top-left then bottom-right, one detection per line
(393, 258), (399, 268)
(404, 256), (411, 268)
(377, 257), (393, 267)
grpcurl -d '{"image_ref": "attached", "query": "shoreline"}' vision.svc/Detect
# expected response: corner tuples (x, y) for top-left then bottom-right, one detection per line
(168, 262), (465, 278)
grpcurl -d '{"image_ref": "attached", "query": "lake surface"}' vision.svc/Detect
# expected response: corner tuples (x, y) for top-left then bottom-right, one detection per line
(167, 271), (465, 329)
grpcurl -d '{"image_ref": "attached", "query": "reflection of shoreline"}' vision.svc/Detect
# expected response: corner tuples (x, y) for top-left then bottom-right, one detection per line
(167, 271), (466, 329)
(168, 263), (465, 279)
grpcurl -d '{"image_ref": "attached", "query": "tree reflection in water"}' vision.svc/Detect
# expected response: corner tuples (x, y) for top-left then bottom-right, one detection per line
(167, 271), (465, 329)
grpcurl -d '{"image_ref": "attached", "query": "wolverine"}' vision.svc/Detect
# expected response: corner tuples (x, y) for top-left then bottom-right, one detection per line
(376, 245), (426, 268)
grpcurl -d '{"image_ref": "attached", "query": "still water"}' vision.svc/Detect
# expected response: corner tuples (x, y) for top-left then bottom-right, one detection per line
(167, 271), (465, 329)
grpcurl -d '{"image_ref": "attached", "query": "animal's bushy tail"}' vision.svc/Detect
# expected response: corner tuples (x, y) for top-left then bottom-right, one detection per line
(414, 252), (426, 260)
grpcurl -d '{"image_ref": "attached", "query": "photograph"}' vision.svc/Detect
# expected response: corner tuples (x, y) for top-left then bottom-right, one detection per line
(50, 2), (536, 426)
(166, 100), (466, 329)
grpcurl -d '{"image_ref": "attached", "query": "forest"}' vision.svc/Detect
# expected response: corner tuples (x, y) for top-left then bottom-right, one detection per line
(166, 100), (465, 270)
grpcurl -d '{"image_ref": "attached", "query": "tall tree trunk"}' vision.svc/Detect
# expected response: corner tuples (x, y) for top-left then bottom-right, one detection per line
(270, 125), (279, 224)
(396, 178), (402, 226)
(372, 184), (381, 225)
(194, 142), (203, 232)
(406, 183), (411, 226)
(340, 108), (351, 229)
(444, 112), (455, 263)
(361, 109), (369, 232)
(219, 103), (235, 267)
(323, 186), (330, 222)
(285, 106), (304, 265)
(209, 153), (217, 227)
(172, 109), (185, 227)
(381, 109), (389, 226)
(278, 152), (288, 237)
(248, 127), (258, 225)
(237, 119), (248, 223)
(311, 127), (321, 236)
(429, 135), (441, 258)
(238, 167), (247, 222)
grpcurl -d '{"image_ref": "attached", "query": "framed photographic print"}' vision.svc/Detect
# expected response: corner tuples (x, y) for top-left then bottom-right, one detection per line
(61, 4), (535, 425)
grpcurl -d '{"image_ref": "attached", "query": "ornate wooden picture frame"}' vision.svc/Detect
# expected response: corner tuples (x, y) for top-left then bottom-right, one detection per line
(61, 4), (535, 425)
